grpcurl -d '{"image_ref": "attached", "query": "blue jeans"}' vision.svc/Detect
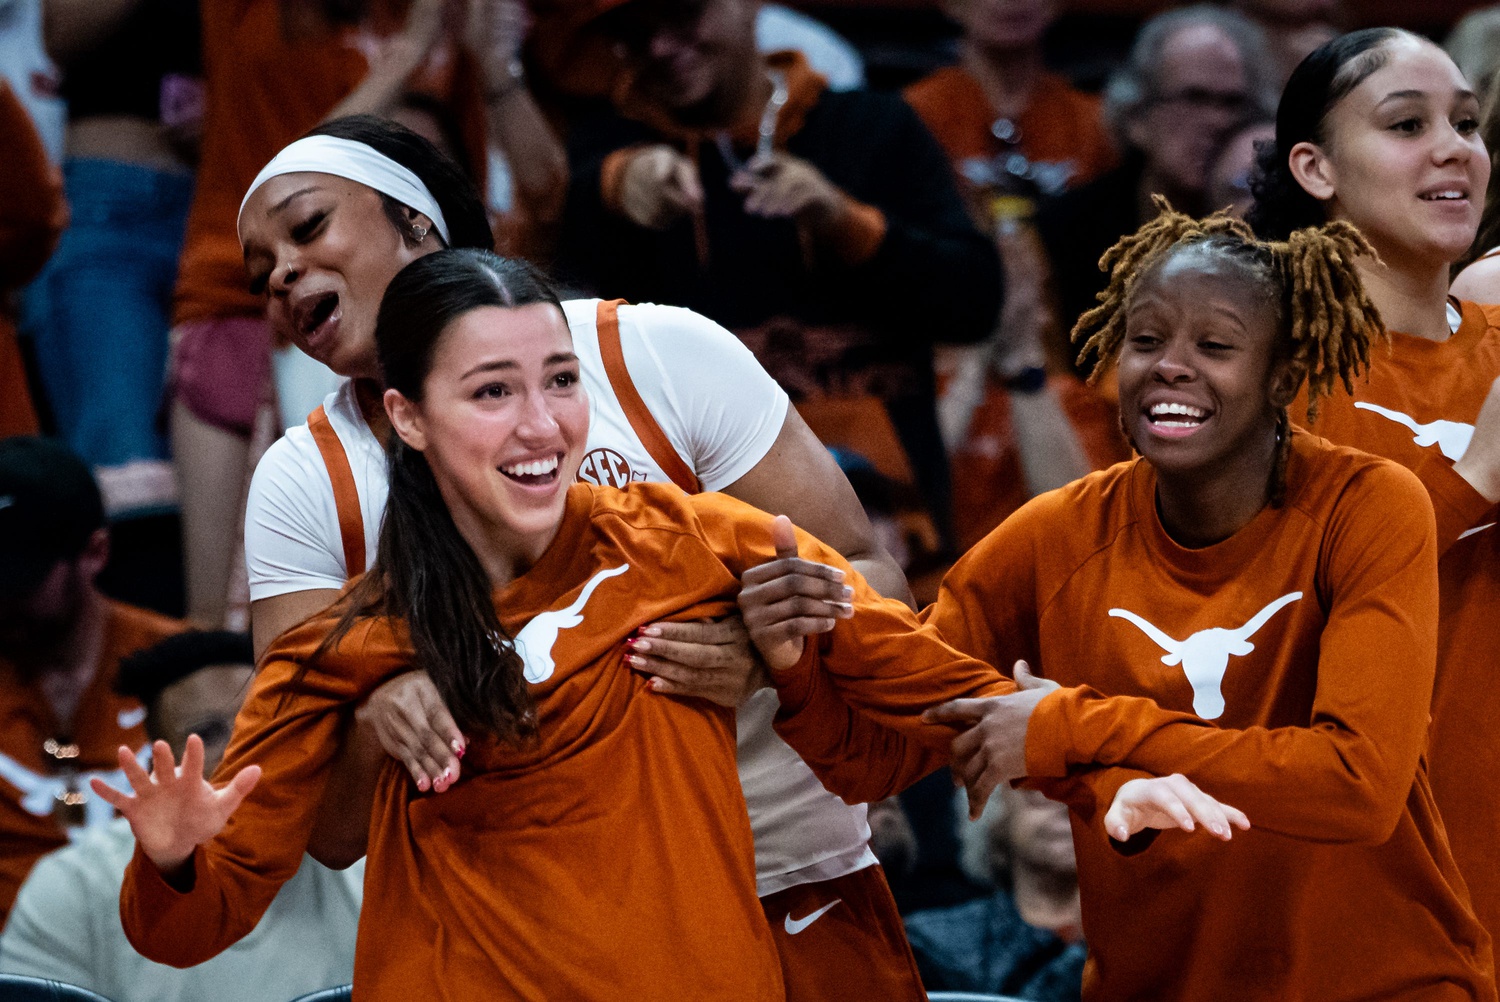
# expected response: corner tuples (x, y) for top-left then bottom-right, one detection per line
(23, 158), (193, 473)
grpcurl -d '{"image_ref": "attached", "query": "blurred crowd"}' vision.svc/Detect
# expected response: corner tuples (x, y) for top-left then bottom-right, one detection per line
(2, 0), (1499, 998)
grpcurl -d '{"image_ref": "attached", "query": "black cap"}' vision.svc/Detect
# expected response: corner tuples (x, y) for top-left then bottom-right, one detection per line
(0, 437), (105, 599)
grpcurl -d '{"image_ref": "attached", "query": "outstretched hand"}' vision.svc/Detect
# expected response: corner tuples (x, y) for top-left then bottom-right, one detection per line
(1104, 774), (1250, 844)
(737, 515), (854, 672)
(90, 735), (260, 876)
(923, 661), (1059, 819)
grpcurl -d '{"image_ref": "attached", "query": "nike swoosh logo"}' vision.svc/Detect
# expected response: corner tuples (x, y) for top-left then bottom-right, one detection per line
(784, 898), (842, 935)
(117, 707), (147, 730)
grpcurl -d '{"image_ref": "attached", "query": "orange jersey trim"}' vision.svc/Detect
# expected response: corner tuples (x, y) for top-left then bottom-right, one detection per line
(596, 299), (701, 493)
(307, 405), (366, 577)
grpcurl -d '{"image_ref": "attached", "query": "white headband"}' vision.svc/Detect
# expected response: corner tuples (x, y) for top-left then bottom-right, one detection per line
(237, 135), (452, 245)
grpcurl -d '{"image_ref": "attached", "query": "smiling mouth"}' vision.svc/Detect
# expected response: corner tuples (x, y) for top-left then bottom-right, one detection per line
(1146, 401), (1211, 435)
(500, 453), (562, 487)
(1419, 190), (1468, 203)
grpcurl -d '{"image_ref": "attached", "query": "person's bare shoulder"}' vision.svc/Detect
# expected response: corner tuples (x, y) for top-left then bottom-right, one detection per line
(1452, 254), (1500, 305)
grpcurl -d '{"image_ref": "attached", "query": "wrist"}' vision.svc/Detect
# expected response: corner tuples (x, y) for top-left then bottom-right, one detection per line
(483, 56), (526, 102)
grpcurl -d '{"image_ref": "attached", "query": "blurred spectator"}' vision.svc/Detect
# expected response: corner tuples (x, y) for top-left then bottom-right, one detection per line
(0, 630), (362, 1002)
(867, 797), (919, 884)
(23, 0), (200, 521)
(0, 436), (183, 922)
(904, 0), (1115, 218)
(558, 0), (1001, 545)
(1206, 117), (1276, 219)
(1446, 6), (1500, 94)
(1229, 0), (1339, 87)
(1034, 5), (1273, 351)
(0, 0), (65, 160)
(757, 3), (863, 92)
(1451, 69), (1500, 303)
(905, 785), (1085, 1000)
(168, 0), (495, 627)
(0, 80), (66, 438)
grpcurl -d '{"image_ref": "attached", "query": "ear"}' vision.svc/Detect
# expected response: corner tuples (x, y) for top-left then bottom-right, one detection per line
(398, 206), (439, 248)
(384, 388), (429, 452)
(1268, 357), (1307, 411)
(1288, 140), (1336, 202)
(78, 528), (110, 582)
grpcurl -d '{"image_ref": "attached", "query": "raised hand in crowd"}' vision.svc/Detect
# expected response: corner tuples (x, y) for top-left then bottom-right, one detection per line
(617, 145), (704, 230)
(90, 736), (261, 877)
(325, 0), (450, 121)
(729, 152), (849, 235)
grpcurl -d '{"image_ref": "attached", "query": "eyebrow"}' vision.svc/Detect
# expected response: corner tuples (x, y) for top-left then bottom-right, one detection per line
(1376, 88), (1478, 106)
(460, 351), (579, 380)
(269, 186), (321, 215)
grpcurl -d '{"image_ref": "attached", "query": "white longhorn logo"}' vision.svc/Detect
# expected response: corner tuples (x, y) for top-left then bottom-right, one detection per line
(1354, 402), (1474, 461)
(514, 564), (630, 684)
(1108, 592), (1302, 719)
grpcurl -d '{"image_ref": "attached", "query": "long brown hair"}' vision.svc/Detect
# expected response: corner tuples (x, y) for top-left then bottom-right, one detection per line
(1456, 74), (1500, 275)
(315, 250), (566, 742)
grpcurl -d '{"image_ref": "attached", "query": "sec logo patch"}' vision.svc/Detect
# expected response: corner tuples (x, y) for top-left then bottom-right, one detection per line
(577, 448), (645, 487)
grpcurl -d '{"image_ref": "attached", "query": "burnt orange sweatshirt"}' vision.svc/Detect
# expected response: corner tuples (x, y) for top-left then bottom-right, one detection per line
(926, 431), (1494, 1002)
(1298, 300), (1500, 948)
(119, 483), (1000, 1000)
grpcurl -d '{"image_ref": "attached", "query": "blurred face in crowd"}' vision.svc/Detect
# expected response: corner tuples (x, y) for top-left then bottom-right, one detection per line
(607, 0), (763, 127)
(151, 663), (254, 775)
(386, 305), (590, 562)
(1114, 246), (1294, 485)
(1208, 122), (1276, 218)
(993, 786), (1075, 877)
(1291, 36), (1487, 271)
(240, 173), (438, 380)
(945, 0), (1056, 52)
(0, 532), (107, 670)
(1127, 23), (1253, 201)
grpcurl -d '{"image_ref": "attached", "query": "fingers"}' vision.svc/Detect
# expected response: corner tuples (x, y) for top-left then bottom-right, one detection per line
(1013, 660), (1057, 692)
(180, 733), (206, 781)
(741, 556), (846, 590)
(150, 740), (176, 785)
(771, 514), (799, 561)
(90, 775), (133, 813)
(119, 744), (153, 790)
(669, 155), (703, 211)
(1164, 773), (1235, 840)
(627, 635), (740, 669)
(921, 698), (991, 726)
(639, 618), (746, 646)
(216, 765), (262, 816)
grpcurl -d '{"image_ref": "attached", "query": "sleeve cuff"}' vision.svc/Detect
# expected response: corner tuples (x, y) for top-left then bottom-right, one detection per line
(768, 637), (822, 716)
(1023, 686), (1082, 778)
(826, 199), (887, 266)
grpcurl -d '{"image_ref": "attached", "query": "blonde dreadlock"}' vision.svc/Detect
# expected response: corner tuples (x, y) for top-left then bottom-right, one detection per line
(1071, 195), (1388, 504)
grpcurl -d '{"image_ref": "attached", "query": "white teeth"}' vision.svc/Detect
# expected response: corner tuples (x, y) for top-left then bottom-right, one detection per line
(1423, 191), (1464, 200)
(501, 455), (560, 477)
(1149, 402), (1207, 419)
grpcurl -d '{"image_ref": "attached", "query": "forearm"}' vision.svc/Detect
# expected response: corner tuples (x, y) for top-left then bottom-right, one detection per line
(323, 39), (429, 122)
(305, 717), (381, 867)
(485, 87), (567, 227)
(1027, 686), (1423, 845)
(1008, 384), (1092, 496)
(848, 553), (914, 610)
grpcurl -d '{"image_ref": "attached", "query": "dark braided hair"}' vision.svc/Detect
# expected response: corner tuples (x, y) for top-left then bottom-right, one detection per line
(1073, 196), (1387, 504)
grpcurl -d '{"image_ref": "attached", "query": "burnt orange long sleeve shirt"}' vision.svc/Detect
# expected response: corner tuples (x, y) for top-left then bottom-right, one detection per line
(1298, 300), (1500, 948)
(926, 431), (1494, 1002)
(119, 484), (999, 1000)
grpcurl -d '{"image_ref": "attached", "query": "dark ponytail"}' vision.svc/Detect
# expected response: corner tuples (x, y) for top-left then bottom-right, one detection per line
(304, 115), (495, 252)
(1247, 28), (1411, 240)
(317, 250), (565, 742)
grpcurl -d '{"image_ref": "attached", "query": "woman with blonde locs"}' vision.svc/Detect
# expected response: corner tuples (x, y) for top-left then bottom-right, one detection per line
(740, 200), (1495, 1001)
(1247, 26), (1500, 948)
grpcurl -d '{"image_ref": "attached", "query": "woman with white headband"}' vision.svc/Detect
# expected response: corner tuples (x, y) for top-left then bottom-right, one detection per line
(238, 117), (929, 1000)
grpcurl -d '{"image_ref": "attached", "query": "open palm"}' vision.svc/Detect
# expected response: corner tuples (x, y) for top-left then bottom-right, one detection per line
(90, 735), (260, 875)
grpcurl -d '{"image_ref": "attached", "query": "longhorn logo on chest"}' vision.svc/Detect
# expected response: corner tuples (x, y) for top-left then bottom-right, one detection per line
(1107, 593), (1302, 719)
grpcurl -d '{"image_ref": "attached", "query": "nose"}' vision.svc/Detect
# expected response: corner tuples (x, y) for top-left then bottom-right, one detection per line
(269, 252), (301, 295)
(1152, 341), (1196, 383)
(1433, 117), (1474, 165)
(515, 389), (561, 442)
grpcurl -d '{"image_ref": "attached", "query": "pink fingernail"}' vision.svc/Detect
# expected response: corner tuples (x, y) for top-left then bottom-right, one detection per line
(452, 739), (465, 757)
(627, 654), (645, 667)
(641, 625), (662, 638)
(632, 639), (651, 653)
(417, 777), (430, 791)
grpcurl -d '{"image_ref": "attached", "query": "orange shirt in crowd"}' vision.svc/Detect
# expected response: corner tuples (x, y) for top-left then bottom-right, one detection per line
(925, 432), (1494, 1002)
(1297, 299), (1500, 948)
(903, 67), (1116, 201)
(0, 79), (66, 435)
(0, 601), (183, 922)
(174, 0), (483, 327)
(120, 484), (1002, 1000)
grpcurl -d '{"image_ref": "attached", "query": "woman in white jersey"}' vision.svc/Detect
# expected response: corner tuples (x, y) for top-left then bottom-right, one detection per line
(238, 116), (922, 1000)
